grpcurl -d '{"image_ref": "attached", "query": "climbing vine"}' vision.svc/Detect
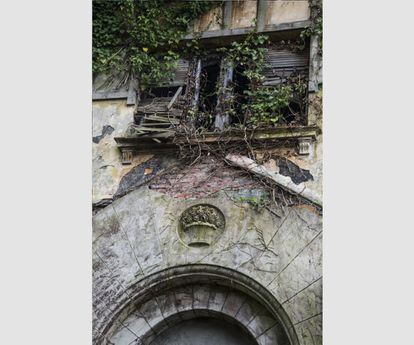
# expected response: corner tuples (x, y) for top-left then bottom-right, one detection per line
(224, 32), (269, 85)
(300, 0), (322, 53)
(93, 0), (218, 90)
(215, 32), (307, 127)
(243, 85), (293, 126)
(92, 1), (322, 213)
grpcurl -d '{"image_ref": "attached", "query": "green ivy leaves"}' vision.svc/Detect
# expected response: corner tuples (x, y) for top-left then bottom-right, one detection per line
(300, 0), (322, 53)
(243, 85), (293, 126)
(92, 0), (217, 89)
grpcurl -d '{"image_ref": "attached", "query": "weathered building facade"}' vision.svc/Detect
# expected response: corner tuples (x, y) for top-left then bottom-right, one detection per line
(93, 1), (322, 344)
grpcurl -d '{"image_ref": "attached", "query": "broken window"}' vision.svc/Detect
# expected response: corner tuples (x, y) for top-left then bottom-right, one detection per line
(128, 59), (188, 137)
(128, 39), (310, 138)
(199, 55), (221, 115)
(185, 42), (310, 130)
(262, 45), (310, 125)
(233, 65), (250, 117)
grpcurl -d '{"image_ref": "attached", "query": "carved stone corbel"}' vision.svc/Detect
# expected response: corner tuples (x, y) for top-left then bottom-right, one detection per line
(298, 137), (313, 155)
(121, 148), (133, 165)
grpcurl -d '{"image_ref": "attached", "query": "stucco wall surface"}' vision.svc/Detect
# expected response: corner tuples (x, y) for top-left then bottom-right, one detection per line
(92, 98), (323, 209)
(93, 182), (322, 345)
(192, 0), (310, 32)
(266, 1), (310, 26)
(92, 100), (152, 203)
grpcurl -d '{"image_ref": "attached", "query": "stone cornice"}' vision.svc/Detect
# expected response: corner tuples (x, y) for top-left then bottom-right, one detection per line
(114, 126), (321, 162)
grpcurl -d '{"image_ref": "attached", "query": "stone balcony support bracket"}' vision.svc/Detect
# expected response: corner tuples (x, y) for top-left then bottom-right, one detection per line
(121, 148), (134, 165)
(298, 137), (314, 156)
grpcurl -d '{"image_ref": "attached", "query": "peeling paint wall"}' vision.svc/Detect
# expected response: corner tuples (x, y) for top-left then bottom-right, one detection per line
(193, 4), (222, 32)
(92, 99), (153, 203)
(92, 95), (323, 206)
(192, 1), (310, 33)
(92, 102), (323, 345)
(230, 0), (257, 29)
(92, 2), (321, 344)
(266, 1), (310, 26)
(305, 90), (323, 199)
(92, 0), (316, 205)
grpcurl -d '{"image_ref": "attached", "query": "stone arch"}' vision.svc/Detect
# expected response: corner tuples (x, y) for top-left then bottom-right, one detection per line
(99, 264), (299, 345)
(150, 311), (257, 345)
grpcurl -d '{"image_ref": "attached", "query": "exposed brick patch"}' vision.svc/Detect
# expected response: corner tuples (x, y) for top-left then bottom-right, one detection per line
(149, 157), (261, 199)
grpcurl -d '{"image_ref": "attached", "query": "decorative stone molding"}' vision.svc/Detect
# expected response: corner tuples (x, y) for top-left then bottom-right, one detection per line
(121, 148), (133, 165)
(115, 126), (320, 154)
(179, 204), (225, 247)
(103, 265), (298, 345)
(298, 137), (313, 155)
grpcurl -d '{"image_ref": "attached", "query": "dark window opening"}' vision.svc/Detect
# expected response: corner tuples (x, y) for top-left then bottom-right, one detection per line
(199, 58), (221, 115)
(145, 85), (184, 99)
(132, 41), (310, 131)
(280, 100), (301, 125)
(232, 65), (250, 125)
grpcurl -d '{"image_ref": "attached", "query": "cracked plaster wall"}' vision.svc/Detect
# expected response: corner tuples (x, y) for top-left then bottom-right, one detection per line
(266, 1), (310, 26)
(91, 0), (321, 206)
(93, 184), (322, 345)
(92, 98), (323, 207)
(193, 1), (310, 32)
(92, 96), (323, 345)
(254, 89), (323, 202)
(92, 99), (153, 203)
(92, 4), (323, 340)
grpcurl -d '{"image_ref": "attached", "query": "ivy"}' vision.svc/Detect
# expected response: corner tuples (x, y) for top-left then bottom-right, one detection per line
(237, 193), (270, 212)
(243, 86), (293, 126)
(218, 32), (306, 127)
(93, 0), (218, 90)
(94, 1), (311, 128)
(300, 0), (322, 53)
(224, 32), (269, 85)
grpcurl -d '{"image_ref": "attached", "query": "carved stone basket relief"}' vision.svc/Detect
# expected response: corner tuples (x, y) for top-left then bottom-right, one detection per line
(178, 204), (225, 247)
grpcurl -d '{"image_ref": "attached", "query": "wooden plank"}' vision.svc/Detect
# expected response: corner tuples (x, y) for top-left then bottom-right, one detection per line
(160, 58), (189, 86)
(140, 122), (172, 127)
(191, 58), (202, 113)
(145, 115), (180, 124)
(167, 86), (183, 110)
(136, 127), (172, 132)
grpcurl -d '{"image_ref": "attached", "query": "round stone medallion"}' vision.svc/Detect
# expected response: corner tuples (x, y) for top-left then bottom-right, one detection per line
(178, 204), (225, 247)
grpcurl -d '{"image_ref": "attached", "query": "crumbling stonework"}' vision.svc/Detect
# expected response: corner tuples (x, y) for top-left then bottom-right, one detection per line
(92, 2), (322, 344)
(93, 170), (322, 344)
(148, 157), (262, 199)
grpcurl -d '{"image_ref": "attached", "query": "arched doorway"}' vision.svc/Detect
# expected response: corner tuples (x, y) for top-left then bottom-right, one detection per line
(151, 317), (256, 345)
(100, 265), (298, 345)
